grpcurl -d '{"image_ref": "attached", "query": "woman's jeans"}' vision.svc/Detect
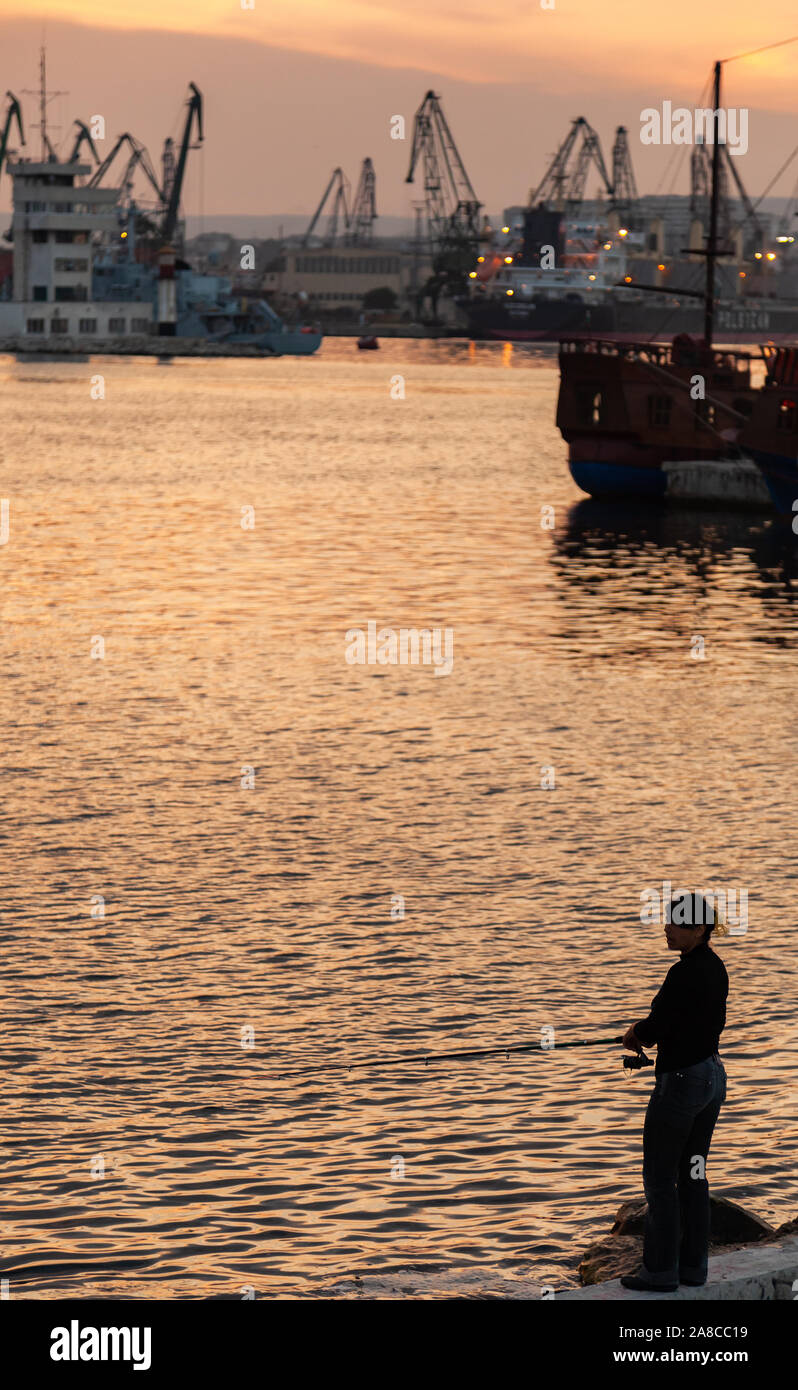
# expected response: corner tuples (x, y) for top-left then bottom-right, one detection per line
(641, 1053), (726, 1285)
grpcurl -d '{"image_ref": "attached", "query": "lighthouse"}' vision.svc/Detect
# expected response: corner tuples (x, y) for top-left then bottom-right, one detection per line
(157, 245), (177, 335)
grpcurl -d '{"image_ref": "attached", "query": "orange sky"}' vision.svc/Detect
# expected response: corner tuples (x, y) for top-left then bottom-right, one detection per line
(2, 3), (798, 217)
(5, 1), (798, 88)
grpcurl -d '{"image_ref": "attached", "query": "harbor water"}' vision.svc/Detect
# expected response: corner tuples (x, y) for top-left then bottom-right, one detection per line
(1, 339), (796, 1299)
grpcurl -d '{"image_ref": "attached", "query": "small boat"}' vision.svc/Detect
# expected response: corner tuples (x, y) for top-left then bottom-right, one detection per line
(357, 335), (380, 350)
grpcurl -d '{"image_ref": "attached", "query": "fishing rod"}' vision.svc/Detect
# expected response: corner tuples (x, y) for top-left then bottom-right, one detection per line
(266, 1034), (655, 1082)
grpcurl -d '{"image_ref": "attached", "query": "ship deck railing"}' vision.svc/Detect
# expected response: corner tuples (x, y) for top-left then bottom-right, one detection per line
(558, 338), (759, 368)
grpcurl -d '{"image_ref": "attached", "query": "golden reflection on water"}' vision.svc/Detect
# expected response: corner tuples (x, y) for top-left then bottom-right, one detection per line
(1, 340), (796, 1298)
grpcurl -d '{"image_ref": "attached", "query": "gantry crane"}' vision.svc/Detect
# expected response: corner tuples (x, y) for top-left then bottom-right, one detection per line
(690, 137), (763, 252)
(347, 157), (377, 246)
(0, 92), (25, 177)
(529, 117), (615, 213)
(66, 119), (100, 166)
(160, 82), (203, 247)
(302, 167), (351, 246)
(610, 126), (638, 219)
(89, 132), (163, 203)
(405, 90), (481, 289)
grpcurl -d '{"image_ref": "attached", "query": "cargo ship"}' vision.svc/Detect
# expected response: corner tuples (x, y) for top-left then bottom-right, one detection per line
(463, 216), (798, 346)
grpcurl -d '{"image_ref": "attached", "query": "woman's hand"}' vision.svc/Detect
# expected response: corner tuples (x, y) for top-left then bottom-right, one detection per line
(622, 1025), (642, 1052)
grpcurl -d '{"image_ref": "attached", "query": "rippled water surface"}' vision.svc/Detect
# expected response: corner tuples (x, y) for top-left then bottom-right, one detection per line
(1, 339), (796, 1299)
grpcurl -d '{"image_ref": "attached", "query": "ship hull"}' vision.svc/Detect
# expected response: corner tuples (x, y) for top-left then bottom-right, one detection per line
(738, 350), (798, 513)
(743, 450), (798, 514)
(466, 295), (798, 345)
(569, 459), (666, 498)
(557, 338), (764, 505)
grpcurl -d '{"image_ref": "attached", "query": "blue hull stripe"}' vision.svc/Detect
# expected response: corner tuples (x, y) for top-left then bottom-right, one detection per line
(569, 461), (666, 499)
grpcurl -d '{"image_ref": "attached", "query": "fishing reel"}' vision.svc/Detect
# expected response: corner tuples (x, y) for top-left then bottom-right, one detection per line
(623, 1049), (655, 1071)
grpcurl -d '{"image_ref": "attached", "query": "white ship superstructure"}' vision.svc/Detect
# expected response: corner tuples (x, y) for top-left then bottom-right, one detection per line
(0, 154), (152, 342)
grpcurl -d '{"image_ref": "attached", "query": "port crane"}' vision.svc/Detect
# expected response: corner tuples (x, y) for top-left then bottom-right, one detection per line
(302, 167), (351, 246)
(303, 158), (378, 247)
(610, 126), (638, 218)
(405, 90), (481, 290)
(530, 117), (637, 217)
(690, 138), (763, 252)
(347, 157), (377, 246)
(87, 85), (202, 250)
(160, 82), (203, 247)
(89, 132), (164, 204)
(66, 119), (101, 166)
(0, 91), (25, 176)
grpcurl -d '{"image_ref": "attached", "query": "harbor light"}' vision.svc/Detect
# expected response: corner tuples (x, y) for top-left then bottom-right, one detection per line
(588, 274), (596, 281)
(501, 226), (510, 234)
(766, 252), (777, 261)
(120, 231), (128, 239)
(739, 271), (747, 278)
(468, 271), (477, 278)
(477, 255), (485, 262)
(777, 235), (794, 244)
(603, 242), (612, 249)
(618, 228), (628, 237)
(504, 256), (513, 264)
(505, 289), (514, 296)
(754, 252), (763, 259)
(657, 263), (665, 271)
(624, 275), (632, 283)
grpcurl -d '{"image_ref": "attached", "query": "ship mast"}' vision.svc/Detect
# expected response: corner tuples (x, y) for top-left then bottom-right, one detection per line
(704, 60), (722, 347)
(22, 45), (67, 162)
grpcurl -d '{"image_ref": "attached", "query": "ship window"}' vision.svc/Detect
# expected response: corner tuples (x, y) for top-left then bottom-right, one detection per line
(647, 394), (672, 428)
(33, 285), (48, 302)
(108, 317), (126, 334)
(777, 398), (797, 431)
(576, 384), (604, 425)
(79, 318), (97, 333)
(50, 318), (68, 334)
(26, 318), (45, 333)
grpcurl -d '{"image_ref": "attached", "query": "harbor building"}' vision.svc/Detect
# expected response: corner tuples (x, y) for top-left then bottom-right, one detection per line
(263, 244), (427, 310)
(0, 155), (152, 341)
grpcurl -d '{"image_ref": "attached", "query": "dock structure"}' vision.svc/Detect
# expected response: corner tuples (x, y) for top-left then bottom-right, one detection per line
(558, 1235), (798, 1300)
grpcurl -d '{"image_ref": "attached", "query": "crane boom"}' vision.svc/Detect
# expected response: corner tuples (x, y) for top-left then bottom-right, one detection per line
(529, 118), (584, 208)
(0, 92), (25, 172)
(302, 167), (351, 246)
(89, 132), (163, 203)
(161, 82), (203, 246)
(405, 90), (481, 287)
(347, 157), (377, 246)
(610, 126), (637, 212)
(67, 120), (100, 165)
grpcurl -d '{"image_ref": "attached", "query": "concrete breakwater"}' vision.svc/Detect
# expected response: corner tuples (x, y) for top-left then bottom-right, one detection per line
(0, 325), (451, 356)
(0, 334), (294, 358)
(564, 1195), (798, 1300)
(329, 1198), (798, 1299)
(560, 1235), (798, 1300)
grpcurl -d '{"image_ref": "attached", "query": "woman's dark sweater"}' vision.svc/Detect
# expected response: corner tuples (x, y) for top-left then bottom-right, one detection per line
(634, 942), (728, 1075)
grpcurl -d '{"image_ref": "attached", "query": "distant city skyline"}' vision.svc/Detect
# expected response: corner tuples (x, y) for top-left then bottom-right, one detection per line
(2, 5), (798, 220)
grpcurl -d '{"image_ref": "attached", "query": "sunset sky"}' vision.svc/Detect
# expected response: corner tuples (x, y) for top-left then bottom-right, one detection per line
(2, 2), (798, 219)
